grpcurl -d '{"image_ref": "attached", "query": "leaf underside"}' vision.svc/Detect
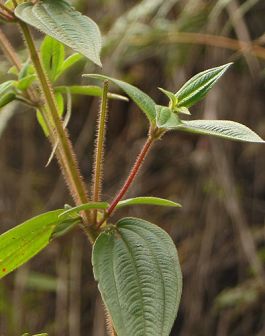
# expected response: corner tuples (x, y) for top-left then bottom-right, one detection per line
(0, 210), (64, 279)
(117, 196), (181, 209)
(92, 217), (182, 336)
(178, 120), (265, 143)
(15, 0), (102, 66)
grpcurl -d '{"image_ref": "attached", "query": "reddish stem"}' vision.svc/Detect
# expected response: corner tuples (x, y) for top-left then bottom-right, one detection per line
(106, 136), (154, 218)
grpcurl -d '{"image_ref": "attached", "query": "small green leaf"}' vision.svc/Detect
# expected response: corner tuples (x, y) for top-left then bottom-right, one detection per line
(117, 197), (181, 209)
(158, 87), (178, 109)
(177, 120), (265, 143)
(16, 74), (37, 91)
(92, 217), (182, 336)
(40, 36), (65, 82)
(36, 109), (49, 137)
(55, 91), (64, 117)
(15, 0), (102, 66)
(59, 202), (109, 220)
(56, 52), (84, 80)
(50, 217), (80, 239)
(175, 106), (191, 115)
(55, 85), (128, 101)
(0, 92), (16, 108)
(175, 63), (232, 107)
(0, 81), (14, 96)
(156, 105), (181, 129)
(84, 74), (157, 123)
(0, 210), (64, 279)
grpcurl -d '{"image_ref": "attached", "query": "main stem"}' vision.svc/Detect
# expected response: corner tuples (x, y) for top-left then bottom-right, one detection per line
(18, 22), (96, 242)
(92, 80), (109, 224)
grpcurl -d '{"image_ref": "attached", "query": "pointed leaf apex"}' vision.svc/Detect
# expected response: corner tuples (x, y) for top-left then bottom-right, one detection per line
(175, 63), (233, 108)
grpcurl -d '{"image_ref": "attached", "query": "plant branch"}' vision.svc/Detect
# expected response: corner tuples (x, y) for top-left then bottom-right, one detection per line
(92, 80), (109, 224)
(98, 132), (154, 227)
(17, 22), (96, 242)
(0, 28), (21, 70)
(0, 3), (15, 20)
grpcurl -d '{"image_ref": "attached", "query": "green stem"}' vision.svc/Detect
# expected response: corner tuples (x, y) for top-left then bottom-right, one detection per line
(18, 22), (96, 242)
(92, 80), (109, 224)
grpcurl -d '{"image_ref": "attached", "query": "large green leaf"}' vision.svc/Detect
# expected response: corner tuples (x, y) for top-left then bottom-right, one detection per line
(177, 120), (265, 143)
(0, 209), (78, 279)
(84, 74), (157, 123)
(175, 63), (232, 108)
(117, 197), (181, 209)
(15, 0), (102, 66)
(92, 217), (182, 336)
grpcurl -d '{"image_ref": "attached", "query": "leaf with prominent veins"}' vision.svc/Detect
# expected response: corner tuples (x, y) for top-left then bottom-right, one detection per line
(15, 0), (102, 66)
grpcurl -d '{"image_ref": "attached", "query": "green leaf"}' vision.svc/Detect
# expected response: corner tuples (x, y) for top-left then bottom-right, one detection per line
(56, 52), (84, 80)
(16, 74), (37, 91)
(84, 74), (157, 123)
(55, 91), (64, 117)
(117, 197), (181, 209)
(0, 81), (14, 96)
(156, 105), (181, 129)
(40, 36), (65, 82)
(175, 63), (232, 108)
(59, 202), (109, 220)
(0, 210), (65, 279)
(15, 0), (102, 66)
(50, 217), (80, 239)
(177, 120), (265, 143)
(92, 217), (182, 336)
(55, 85), (128, 101)
(36, 109), (49, 136)
(0, 92), (16, 108)
(158, 87), (178, 109)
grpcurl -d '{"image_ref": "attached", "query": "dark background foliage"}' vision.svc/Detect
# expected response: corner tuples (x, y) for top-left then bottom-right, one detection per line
(0, 0), (265, 335)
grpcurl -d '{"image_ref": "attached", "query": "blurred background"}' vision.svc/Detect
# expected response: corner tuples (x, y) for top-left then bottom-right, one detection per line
(0, 0), (265, 335)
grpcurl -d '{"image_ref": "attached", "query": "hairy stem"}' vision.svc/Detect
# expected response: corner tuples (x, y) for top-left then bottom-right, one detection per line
(98, 133), (154, 228)
(17, 22), (96, 242)
(0, 28), (21, 70)
(92, 80), (109, 224)
(0, 3), (14, 20)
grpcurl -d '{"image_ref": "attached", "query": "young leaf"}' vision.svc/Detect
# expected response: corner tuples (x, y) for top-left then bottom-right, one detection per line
(55, 91), (64, 117)
(156, 105), (181, 129)
(40, 36), (65, 82)
(0, 92), (16, 108)
(36, 109), (49, 136)
(117, 197), (181, 209)
(59, 202), (109, 220)
(15, 0), (102, 66)
(92, 217), (182, 336)
(58, 53), (84, 79)
(84, 74), (157, 123)
(55, 85), (128, 101)
(15, 74), (37, 91)
(175, 63), (232, 108)
(0, 209), (65, 279)
(177, 120), (265, 143)
(158, 87), (178, 109)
